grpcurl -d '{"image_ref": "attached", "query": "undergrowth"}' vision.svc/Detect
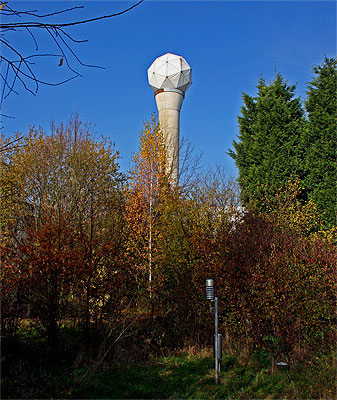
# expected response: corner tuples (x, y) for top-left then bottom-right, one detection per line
(2, 333), (335, 399)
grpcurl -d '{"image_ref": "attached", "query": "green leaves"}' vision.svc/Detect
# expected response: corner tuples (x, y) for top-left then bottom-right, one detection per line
(303, 57), (337, 227)
(229, 57), (337, 231)
(230, 74), (305, 210)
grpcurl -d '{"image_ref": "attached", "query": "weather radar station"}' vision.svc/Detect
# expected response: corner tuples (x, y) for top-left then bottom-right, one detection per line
(147, 53), (192, 185)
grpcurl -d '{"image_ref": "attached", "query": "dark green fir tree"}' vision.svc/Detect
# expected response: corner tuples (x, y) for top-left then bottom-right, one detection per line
(303, 57), (337, 227)
(229, 74), (306, 209)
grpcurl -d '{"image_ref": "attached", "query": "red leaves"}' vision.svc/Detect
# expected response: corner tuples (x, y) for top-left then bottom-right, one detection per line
(214, 210), (336, 354)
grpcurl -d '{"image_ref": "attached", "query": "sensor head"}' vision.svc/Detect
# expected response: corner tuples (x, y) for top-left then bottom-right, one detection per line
(206, 279), (214, 300)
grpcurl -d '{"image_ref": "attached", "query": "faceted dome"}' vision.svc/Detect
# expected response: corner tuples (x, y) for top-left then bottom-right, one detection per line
(148, 53), (192, 93)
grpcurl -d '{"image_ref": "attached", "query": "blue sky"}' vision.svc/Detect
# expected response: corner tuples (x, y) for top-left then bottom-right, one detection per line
(1, 1), (336, 177)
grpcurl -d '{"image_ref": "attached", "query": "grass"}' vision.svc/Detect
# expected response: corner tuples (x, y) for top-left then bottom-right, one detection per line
(72, 353), (215, 399)
(2, 339), (335, 399)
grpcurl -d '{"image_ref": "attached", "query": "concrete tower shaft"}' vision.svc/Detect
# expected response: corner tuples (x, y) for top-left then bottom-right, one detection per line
(147, 53), (192, 185)
(154, 89), (184, 184)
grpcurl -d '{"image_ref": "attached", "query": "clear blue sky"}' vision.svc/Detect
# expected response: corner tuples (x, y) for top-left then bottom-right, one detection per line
(2, 1), (336, 177)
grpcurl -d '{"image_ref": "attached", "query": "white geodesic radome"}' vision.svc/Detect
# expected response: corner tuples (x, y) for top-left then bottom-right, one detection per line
(148, 53), (192, 94)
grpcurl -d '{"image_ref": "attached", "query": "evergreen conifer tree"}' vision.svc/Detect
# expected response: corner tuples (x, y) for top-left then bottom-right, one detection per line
(229, 74), (305, 209)
(304, 57), (337, 227)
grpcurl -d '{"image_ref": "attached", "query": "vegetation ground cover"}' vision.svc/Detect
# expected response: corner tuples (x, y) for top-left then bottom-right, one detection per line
(2, 329), (335, 399)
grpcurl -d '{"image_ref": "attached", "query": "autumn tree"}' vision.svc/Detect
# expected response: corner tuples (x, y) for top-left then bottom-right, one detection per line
(0, 116), (126, 344)
(125, 116), (170, 303)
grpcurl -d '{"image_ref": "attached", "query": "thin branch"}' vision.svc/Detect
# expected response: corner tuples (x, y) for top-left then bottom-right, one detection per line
(1, 39), (40, 91)
(45, 26), (81, 76)
(0, 113), (15, 119)
(1, 54), (79, 90)
(56, 28), (104, 69)
(25, 26), (38, 51)
(0, 1), (144, 29)
(24, 53), (63, 60)
(57, 27), (88, 44)
(0, 136), (23, 154)
(5, 5), (84, 19)
(1, 62), (10, 104)
(0, 0), (144, 111)
(3, 60), (21, 100)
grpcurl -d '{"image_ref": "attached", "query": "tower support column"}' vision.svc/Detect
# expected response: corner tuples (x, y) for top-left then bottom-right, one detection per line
(147, 52), (192, 186)
(155, 90), (184, 184)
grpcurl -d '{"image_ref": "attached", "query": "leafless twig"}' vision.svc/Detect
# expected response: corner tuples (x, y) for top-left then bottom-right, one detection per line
(0, 0), (144, 116)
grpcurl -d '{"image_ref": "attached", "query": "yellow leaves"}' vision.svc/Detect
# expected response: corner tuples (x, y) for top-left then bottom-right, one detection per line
(268, 177), (325, 236)
(125, 117), (175, 288)
(284, 199), (320, 234)
(311, 226), (337, 244)
(128, 116), (171, 217)
(0, 2), (6, 12)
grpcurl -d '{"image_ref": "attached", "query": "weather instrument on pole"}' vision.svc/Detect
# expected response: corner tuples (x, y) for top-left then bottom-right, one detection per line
(205, 278), (222, 385)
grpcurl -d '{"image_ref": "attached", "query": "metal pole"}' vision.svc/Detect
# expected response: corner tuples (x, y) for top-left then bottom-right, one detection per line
(215, 296), (219, 384)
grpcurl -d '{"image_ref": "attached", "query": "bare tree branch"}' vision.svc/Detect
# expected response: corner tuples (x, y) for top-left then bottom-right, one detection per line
(0, 0), (144, 117)
(1, 1), (144, 29)
(2, 5), (85, 19)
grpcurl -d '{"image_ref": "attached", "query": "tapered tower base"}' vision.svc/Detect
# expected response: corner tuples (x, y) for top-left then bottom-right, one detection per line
(155, 89), (184, 185)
